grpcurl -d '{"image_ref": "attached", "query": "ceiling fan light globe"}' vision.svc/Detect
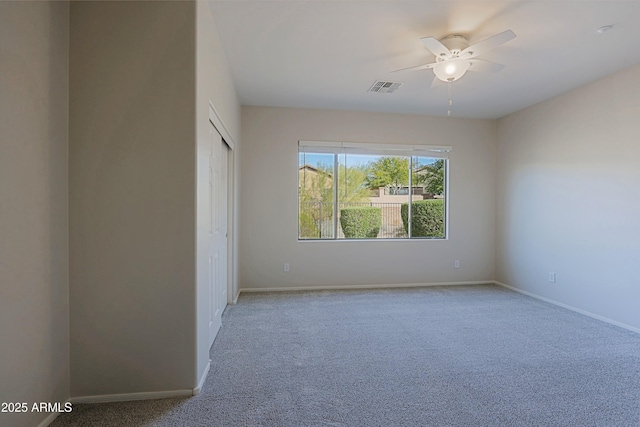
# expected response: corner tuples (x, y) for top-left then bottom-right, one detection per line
(434, 60), (470, 82)
(445, 64), (457, 75)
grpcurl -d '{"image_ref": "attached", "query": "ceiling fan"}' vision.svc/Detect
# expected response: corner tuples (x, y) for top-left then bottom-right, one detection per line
(394, 30), (516, 86)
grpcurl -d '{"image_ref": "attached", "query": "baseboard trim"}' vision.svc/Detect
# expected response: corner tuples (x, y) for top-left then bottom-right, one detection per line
(240, 281), (492, 294)
(69, 389), (193, 405)
(494, 281), (640, 334)
(193, 359), (211, 395)
(37, 405), (69, 427)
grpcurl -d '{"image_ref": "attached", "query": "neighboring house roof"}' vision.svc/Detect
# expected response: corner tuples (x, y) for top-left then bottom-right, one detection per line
(299, 164), (333, 194)
(414, 162), (439, 174)
(299, 164), (332, 178)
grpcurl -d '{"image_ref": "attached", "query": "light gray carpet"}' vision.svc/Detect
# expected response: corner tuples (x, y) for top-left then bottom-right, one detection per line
(52, 285), (640, 426)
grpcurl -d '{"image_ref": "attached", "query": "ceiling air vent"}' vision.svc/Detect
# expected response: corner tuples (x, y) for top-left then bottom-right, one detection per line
(368, 80), (403, 94)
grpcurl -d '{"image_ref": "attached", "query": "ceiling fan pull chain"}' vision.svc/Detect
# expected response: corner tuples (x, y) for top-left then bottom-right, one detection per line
(447, 81), (453, 117)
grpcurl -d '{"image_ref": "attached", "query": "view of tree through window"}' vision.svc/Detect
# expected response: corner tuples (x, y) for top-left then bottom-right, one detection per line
(298, 143), (448, 240)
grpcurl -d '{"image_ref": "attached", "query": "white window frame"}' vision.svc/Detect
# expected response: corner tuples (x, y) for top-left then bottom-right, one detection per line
(298, 141), (451, 241)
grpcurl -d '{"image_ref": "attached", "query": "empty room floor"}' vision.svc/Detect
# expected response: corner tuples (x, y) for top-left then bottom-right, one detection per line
(52, 285), (640, 426)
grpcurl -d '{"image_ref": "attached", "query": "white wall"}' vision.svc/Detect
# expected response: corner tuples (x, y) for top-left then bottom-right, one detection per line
(496, 63), (640, 331)
(195, 0), (242, 385)
(69, 1), (197, 397)
(240, 106), (496, 290)
(200, 2), (241, 145)
(0, 3), (69, 426)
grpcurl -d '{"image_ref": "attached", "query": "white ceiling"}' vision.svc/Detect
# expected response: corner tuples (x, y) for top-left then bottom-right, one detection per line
(209, 1), (640, 119)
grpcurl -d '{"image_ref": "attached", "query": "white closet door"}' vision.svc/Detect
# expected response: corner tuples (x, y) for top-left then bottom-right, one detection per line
(210, 130), (229, 350)
(205, 121), (229, 348)
(217, 141), (228, 314)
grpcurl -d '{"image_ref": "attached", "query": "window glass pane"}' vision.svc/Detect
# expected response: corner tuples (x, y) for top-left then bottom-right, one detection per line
(298, 144), (448, 241)
(411, 156), (446, 239)
(298, 152), (335, 239)
(336, 154), (411, 239)
(368, 154), (410, 239)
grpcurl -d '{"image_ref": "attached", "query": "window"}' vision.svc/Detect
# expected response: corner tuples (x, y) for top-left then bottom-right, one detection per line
(298, 141), (450, 240)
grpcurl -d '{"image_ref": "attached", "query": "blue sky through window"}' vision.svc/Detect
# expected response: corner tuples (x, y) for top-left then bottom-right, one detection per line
(299, 153), (438, 169)
(299, 153), (372, 168)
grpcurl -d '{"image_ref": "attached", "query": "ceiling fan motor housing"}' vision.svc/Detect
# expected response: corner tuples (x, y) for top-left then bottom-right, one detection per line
(438, 35), (469, 60)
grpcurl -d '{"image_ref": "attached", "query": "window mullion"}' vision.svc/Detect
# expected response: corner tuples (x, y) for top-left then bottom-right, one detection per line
(333, 153), (338, 239)
(408, 156), (413, 239)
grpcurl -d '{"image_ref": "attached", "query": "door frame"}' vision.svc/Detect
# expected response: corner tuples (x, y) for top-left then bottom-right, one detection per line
(208, 102), (235, 305)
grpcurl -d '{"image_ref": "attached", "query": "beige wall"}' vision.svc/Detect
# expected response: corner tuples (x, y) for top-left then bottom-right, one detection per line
(69, 1), (197, 396)
(4, 3), (639, 421)
(195, 0), (242, 384)
(496, 63), (640, 331)
(240, 106), (496, 289)
(0, 2), (69, 426)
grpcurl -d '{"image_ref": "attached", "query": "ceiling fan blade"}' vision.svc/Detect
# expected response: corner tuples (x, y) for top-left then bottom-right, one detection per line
(467, 59), (505, 73)
(430, 76), (442, 88)
(461, 29), (516, 59)
(391, 62), (438, 73)
(421, 37), (452, 59)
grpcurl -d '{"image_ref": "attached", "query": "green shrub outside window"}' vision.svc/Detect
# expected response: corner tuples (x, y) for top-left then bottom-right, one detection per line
(340, 206), (382, 238)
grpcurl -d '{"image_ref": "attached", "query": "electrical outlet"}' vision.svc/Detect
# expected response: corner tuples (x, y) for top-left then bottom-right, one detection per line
(548, 272), (556, 283)
(284, 263), (290, 272)
(454, 260), (460, 269)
